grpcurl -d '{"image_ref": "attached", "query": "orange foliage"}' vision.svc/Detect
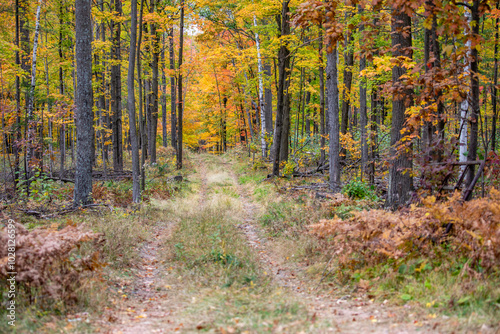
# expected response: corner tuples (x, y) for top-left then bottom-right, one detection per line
(310, 190), (500, 271)
(0, 222), (103, 304)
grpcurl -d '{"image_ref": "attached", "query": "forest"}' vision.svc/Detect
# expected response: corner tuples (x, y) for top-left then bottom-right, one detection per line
(0, 0), (499, 332)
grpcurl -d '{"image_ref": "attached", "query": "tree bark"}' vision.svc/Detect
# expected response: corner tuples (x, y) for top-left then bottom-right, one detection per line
(327, 43), (341, 192)
(128, 0), (140, 203)
(111, 0), (123, 171)
(14, 0), (21, 189)
(149, 0), (159, 163)
(176, 0), (185, 169)
(161, 32), (168, 148)
(58, 1), (68, 179)
(253, 15), (267, 158)
(386, 10), (414, 208)
(25, 0), (43, 184)
(137, 0), (146, 190)
(74, 0), (93, 206)
(460, 9), (471, 167)
(319, 30), (326, 166)
(169, 27), (177, 151)
(359, 6), (368, 180)
(272, 1), (291, 176)
(492, 2), (499, 152)
(466, 0), (480, 187)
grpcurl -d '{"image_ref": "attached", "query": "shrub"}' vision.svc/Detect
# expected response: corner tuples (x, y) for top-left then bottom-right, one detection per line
(0, 222), (103, 308)
(309, 189), (500, 272)
(342, 179), (377, 200)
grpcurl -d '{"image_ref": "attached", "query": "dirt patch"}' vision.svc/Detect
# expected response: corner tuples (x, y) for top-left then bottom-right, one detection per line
(98, 220), (187, 334)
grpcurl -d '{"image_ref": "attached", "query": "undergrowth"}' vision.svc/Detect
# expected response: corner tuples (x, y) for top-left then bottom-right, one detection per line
(229, 149), (500, 329)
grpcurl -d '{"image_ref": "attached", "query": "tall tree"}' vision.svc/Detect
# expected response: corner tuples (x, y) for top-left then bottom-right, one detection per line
(169, 27), (177, 151)
(386, 7), (414, 208)
(74, 0), (93, 206)
(58, 0), (66, 181)
(128, 0), (140, 203)
(13, 0), (21, 189)
(327, 42), (340, 192)
(271, 0), (291, 176)
(149, 0), (159, 164)
(459, 8), (471, 167)
(492, 2), (499, 152)
(319, 30), (326, 165)
(161, 32), (168, 148)
(25, 0), (43, 185)
(359, 6), (368, 179)
(253, 15), (267, 158)
(176, 0), (185, 169)
(110, 0), (123, 171)
(466, 0), (481, 186)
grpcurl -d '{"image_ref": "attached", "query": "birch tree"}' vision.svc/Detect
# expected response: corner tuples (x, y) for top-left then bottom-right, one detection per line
(253, 15), (267, 158)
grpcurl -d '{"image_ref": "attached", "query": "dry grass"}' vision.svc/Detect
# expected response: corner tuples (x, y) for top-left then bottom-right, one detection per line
(158, 159), (321, 332)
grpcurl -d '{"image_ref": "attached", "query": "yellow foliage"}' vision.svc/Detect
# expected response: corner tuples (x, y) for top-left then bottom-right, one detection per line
(339, 132), (360, 160)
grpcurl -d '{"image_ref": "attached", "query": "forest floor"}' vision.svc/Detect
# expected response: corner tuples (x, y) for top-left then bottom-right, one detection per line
(3, 151), (498, 333)
(91, 153), (492, 334)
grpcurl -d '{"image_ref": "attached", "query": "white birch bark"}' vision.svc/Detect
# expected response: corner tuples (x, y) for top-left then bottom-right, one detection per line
(253, 15), (267, 158)
(459, 9), (471, 168)
(26, 0), (43, 179)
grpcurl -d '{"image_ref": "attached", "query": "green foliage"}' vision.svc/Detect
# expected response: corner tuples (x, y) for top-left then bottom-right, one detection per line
(17, 172), (59, 202)
(342, 179), (378, 200)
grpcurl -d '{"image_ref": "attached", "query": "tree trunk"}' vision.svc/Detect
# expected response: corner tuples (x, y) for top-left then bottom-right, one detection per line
(99, 3), (107, 178)
(25, 0), (43, 184)
(272, 1), (291, 176)
(149, 0), (159, 163)
(111, 0), (123, 171)
(176, 0), (185, 169)
(138, 0), (146, 190)
(460, 9), (471, 168)
(467, 0), (480, 187)
(169, 27), (177, 151)
(359, 6), (368, 180)
(327, 42), (341, 192)
(44, 13), (53, 176)
(74, 0), (93, 206)
(386, 9), (414, 208)
(492, 3), (499, 152)
(319, 30), (326, 165)
(128, 0), (140, 203)
(370, 86), (379, 184)
(253, 15), (267, 158)
(161, 32), (168, 148)
(14, 0), (21, 189)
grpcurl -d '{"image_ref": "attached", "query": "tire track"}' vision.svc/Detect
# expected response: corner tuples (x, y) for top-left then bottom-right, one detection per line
(228, 161), (424, 334)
